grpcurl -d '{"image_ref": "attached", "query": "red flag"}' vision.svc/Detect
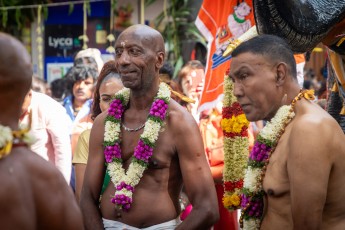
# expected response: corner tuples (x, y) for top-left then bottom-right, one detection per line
(195, 0), (255, 112)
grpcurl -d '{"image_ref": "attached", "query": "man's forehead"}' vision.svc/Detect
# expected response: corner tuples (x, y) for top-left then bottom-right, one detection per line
(115, 36), (141, 47)
(230, 53), (268, 72)
(115, 30), (148, 45)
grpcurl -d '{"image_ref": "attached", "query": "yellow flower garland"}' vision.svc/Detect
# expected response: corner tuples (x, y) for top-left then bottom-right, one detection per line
(0, 126), (32, 159)
(222, 73), (250, 210)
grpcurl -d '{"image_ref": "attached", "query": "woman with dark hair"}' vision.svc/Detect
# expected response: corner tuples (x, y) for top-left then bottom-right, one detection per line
(72, 60), (123, 202)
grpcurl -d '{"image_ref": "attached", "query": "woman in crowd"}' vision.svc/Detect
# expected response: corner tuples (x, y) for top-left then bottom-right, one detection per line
(72, 60), (123, 202)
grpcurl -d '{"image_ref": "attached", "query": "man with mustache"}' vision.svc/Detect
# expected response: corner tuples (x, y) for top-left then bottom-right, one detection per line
(63, 60), (99, 192)
(63, 60), (98, 127)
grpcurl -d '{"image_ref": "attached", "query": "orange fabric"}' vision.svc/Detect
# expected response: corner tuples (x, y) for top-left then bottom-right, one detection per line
(196, 0), (255, 111)
(294, 53), (305, 64)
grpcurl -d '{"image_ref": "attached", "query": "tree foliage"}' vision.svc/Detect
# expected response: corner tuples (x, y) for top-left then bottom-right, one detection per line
(145, 0), (206, 78)
(0, 0), (49, 34)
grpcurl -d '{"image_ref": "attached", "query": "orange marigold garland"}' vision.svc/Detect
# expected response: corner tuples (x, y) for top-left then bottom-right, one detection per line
(222, 70), (249, 210)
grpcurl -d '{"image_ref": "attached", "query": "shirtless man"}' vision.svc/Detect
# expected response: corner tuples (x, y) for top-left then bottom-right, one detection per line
(229, 34), (345, 229)
(80, 25), (219, 229)
(0, 33), (83, 229)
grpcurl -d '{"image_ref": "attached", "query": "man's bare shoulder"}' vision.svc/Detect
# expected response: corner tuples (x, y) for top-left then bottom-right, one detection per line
(167, 99), (198, 130)
(0, 148), (83, 229)
(9, 148), (61, 177)
(10, 148), (73, 197)
(289, 102), (345, 155)
(293, 102), (342, 135)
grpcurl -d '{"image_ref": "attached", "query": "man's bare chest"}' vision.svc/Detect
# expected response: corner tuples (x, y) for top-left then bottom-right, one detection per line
(263, 145), (290, 198)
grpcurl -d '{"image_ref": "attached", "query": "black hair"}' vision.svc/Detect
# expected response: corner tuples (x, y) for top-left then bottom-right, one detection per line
(159, 62), (174, 79)
(63, 60), (98, 95)
(50, 78), (67, 101)
(91, 60), (121, 120)
(232, 34), (297, 79)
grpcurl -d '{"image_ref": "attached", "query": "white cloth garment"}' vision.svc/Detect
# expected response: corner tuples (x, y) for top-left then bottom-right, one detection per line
(102, 217), (181, 230)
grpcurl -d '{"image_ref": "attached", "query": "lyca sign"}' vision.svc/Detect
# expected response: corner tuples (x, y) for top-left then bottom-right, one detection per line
(45, 25), (82, 57)
(48, 37), (73, 48)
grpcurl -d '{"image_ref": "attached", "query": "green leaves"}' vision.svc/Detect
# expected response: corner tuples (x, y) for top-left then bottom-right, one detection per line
(68, 3), (74, 15)
(0, 0), (50, 31)
(149, 0), (205, 78)
(1, 9), (7, 28)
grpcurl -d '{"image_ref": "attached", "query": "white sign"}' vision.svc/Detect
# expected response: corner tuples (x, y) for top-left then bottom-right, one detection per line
(46, 62), (73, 83)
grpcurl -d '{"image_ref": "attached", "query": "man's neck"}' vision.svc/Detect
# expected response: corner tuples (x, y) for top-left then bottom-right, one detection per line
(73, 98), (86, 111)
(129, 84), (160, 111)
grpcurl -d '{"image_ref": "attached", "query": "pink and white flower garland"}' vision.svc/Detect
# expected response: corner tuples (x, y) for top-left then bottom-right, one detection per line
(240, 105), (295, 229)
(103, 82), (171, 211)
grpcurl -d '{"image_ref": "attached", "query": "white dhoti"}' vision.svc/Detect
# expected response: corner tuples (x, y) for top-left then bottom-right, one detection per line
(102, 217), (181, 230)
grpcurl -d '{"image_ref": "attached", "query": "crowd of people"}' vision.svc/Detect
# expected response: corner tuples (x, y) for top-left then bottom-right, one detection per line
(1, 23), (345, 230)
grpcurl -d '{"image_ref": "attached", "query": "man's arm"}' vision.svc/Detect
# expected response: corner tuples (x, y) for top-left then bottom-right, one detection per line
(288, 115), (333, 229)
(80, 114), (107, 230)
(173, 110), (219, 230)
(47, 104), (72, 184)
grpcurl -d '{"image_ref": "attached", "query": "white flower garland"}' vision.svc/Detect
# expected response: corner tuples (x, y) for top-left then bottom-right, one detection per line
(104, 82), (171, 211)
(241, 105), (295, 230)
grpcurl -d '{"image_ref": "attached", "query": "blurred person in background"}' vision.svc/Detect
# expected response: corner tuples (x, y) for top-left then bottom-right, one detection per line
(177, 60), (205, 122)
(32, 74), (49, 95)
(73, 60), (123, 202)
(75, 48), (104, 74)
(20, 87), (72, 184)
(50, 78), (67, 103)
(63, 56), (99, 192)
(159, 61), (184, 104)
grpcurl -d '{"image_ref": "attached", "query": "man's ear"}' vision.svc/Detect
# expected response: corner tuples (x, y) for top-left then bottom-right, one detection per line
(276, 62), (288, 86)
(156, 51), (165, 69)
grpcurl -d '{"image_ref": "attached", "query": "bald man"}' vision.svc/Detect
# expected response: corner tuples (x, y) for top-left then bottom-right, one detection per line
(0, 32), (83, 229)
(81, 25), (219, 229)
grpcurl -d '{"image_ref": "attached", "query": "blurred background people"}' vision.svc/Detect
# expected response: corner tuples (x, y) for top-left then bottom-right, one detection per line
(73, 60), (123, 202)
(50, 78), (67, 103)
(159, 61), (184, 104)
(32, 74), (49, 95)
(20, 87), (72, 184)
(177, 60), (205, 122)
(199, 103), (238, 229)
(63, 53), (99, 192)
(75, 48), (104, 74)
